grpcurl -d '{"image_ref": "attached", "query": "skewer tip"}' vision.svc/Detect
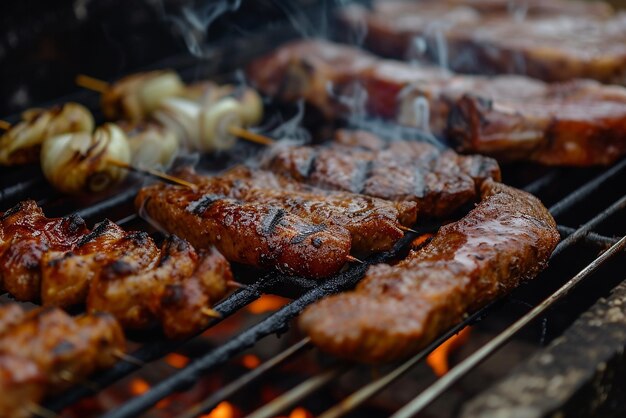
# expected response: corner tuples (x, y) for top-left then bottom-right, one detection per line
(201, 307), (222, 319)
(226, 280), (247, 289)
(75, 74), (110, 94)
(346, 255), (364, 264)
(228, 125), (275, 146)
(0, 120), (11, 130)
(398, 225), (418, 234)
(113, 349), (145, 367)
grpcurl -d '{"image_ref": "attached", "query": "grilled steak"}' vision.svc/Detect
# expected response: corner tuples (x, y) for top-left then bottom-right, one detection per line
(299, 180), (559, 363)
(136, 184), (353, 278)
(339, 2), (625, 84)
(264, 129), (500, 217)
(248, 40), (626, 166)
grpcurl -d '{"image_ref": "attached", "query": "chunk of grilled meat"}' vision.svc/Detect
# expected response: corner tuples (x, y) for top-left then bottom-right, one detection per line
(264, 130), (500, 218)
(0, 304), (27, 336)
(0, 354), (46, 418)
(339, 2), (624, 84)
(41, 219), (160, 308)
(136, 184), (352, 278)
(0, 307), (125, 391)
(177, 166), (416, 256)
(248, 40), (626, 166)
(300, 180), (559, 363)
(89, 235), (232, 339)
(0, 201), (89, 301)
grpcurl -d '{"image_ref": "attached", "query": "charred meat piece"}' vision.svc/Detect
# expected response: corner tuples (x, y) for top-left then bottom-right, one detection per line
(0, 304), (27, 336)
(0, 354), (46, 418)
(0, 201), (89, 301)
(248, 40), (626, 166)
(178, 166), (416, 256)
(300, 180), (559, 363)
(136, 184), (352, 278)
(89, 236), (232, 339)
(339, 1), (623, 84)
(264, 130), (500, 218)
(41, 219), (160, 308)
(0, 307), (125, 391)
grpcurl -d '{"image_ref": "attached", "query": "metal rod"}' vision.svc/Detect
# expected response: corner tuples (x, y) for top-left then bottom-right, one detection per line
(522, 170), (559, 195)
(246, 365), (349, 418)
(179, 338), (312, 418)
(557, 225), (618, 248)
(390, 236), (626, 418)
(548, 158), (626, 219)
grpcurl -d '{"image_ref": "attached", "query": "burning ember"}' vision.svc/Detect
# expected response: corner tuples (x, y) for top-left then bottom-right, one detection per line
(241, 354), (261, 369)
(165, 353), (190, 369)
(426, 326), (472, 377)
(247, 295), (290, 314)
(201, 401), (239, 418)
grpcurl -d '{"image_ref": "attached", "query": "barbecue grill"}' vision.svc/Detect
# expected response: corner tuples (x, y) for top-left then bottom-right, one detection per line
(2, 1), (626, 417)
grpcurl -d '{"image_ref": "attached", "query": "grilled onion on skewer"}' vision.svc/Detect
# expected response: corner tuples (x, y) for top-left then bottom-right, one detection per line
(41, 123), (131, 194)
(0, 103), (94, 166)
(119, 121), (180, 169)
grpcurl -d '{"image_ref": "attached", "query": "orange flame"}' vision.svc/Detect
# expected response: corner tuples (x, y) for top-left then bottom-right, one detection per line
(165, 353), (190, 369)
(426, 326), (472, 377)
(130, 378), (150, 396)
(289, 407), (314, 418)
(247, 295), (290, 314)
(201, 401), (236, 418)
(241, 354), (261, 369)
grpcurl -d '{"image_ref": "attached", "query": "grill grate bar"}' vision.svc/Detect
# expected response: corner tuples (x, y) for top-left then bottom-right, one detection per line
(557, 225), (618, 248)
(548, 159), (626, 219)
(391, 233), (626, 418)
(522, 169), (560, 195)
(178, 338), (312, 418)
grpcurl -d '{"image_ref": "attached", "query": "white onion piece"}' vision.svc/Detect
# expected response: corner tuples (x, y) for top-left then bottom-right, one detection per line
(153, 97), (202, 150)
(138, 72), (185, 115)
(41, 123), (131, 194)
(199, 98), (243, 151)
(234, 88), (264, 126)
(124, 122), (180, 169)
(0, 103), (94, 166)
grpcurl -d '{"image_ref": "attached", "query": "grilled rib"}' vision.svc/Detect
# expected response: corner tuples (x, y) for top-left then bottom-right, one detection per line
(339, 1), (624, 84)
(299, 180), (559, 363)
(248, 40), (626, 166)
(264, 129), (500, 218)
(0, 200), (89, 301)
(136, 184), (352, 278)
(41, 219), (160, 308)
(177, 166), (416, 255)
(89, 235), (232, 339)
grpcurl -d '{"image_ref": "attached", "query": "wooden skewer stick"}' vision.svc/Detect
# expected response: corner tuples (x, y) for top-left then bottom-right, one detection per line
(228, 125), (274, 146)
(107, 158), (198, 190)
(113, 349), (146, 367)
(201, 307), (222, 318)
(398, 225), (418, 234)
(0, 120), (11, 130)
(26, 403), (59, 418)
(76, 74), (109, 94)
(227, 280), (247, 289)
(76, 75), (276, 147)
(346, 255), (364, 264)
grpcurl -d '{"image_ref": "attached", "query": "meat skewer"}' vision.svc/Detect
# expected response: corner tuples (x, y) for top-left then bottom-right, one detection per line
(174, 165), (417, 256)
(247, 40), (626, 166)
(263, 129), (500, 218)
(136, 184), (354, 278)
(0, 304), (126, 418)
(299, 180), (560, 363)
(0, 201), (233, 337)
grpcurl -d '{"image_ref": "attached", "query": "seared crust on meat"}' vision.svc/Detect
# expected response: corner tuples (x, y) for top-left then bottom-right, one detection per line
(264, 130), (500, 218)
(177, 166), (414, 256)
(88, 236), (232, 339)
(248, 40), (626, 166)
(136, 183), (352, 278)
(0, 355), (46, 418)
(299, 180), (559, 363)
(41, 219), (160, 308)
(0, 201), (88, 301)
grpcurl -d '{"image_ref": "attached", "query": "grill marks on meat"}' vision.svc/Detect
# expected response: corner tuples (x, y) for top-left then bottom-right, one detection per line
(0, 201), (89, 301)
(136, 184), (352, 278)
(265, 130), (500, 218)
(248, 40), (626, 166)
(299, 180), (559, 363)
(41, 220), (160, 308)
(176, 166), (416, 256)
(0, 201), (233, 338)
(339, 1), (624, 84)
(0, 304), (125, 418)
(89, 236), (232, 339)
